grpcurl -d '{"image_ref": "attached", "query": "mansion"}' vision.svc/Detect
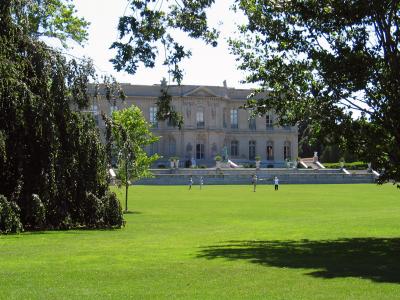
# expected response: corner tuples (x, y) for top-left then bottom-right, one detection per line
(91, 82), (298, 167)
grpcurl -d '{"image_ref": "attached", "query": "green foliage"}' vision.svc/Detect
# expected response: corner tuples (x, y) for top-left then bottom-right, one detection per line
(111, 0), (218, 84)
(30, 194), (46, 229)
(324, 161), (368, 170)
(0, 195), (23, 234)
(156, 88), (184, 129)
(229, 0), (400, 185)
(0, 0), (124, 231)
(6, 0), (89, 47)
(102, 191), (124, 228)
(214, 155), (222, 161)
(110, 105), (160, 184)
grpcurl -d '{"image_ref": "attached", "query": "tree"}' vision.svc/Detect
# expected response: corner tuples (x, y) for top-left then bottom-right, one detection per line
(107, 105), (159, 212)
(113, 0), (400, 186)
(0, 0), (123, 231)
(229, 0), (400, 186)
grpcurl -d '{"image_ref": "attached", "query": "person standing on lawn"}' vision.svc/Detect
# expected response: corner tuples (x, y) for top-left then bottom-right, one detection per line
(252, 174), (258, 192)
(274, 176), (279, 191)
(189, 176), (193, 190)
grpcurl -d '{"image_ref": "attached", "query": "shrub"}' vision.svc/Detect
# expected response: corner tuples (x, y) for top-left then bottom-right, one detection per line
(214, 155), (222, 161)
(0, 195), (23, 234)
(323, 161), (368, 170)
(84, 192), (105, 228)
(31, 194), (46, 229)
(102, 192), (124, 228)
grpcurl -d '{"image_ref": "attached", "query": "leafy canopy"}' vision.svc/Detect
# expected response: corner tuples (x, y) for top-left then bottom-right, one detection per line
(0, 0), (123, 231)
(110, 105), (160, 184)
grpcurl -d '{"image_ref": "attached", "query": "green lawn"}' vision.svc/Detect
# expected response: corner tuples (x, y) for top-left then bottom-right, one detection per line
(1, 184), (400, 299)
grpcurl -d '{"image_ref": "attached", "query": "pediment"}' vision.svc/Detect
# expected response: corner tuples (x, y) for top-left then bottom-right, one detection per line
(183, 86), (219, 98)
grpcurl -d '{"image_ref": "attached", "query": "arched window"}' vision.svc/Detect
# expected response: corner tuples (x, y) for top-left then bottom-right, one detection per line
(230, 140), (239, 157)
(249, 140), (256, 160)
(284, 141), (291, 160)
(266, 141), (274, 160)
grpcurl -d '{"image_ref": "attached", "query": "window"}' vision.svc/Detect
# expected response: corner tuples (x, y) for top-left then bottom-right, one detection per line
(223, 109), (227, 128)
(167, 105), (176, 127)
(149, 106), (158, 128)
(266, 114), (273, 129)
(196, 143), (205, 159)
(110, 104), (118, 115)
(90, 103), (99, 125)
(149, 142), (159, 155)
(249, 140), (256, 160)
(284, 141), (291, 160)
(266, 141), (274, 160)
(248, 110), (256, 130)
(168, 138), (176, 156)
(230, 109), (238, 129)
(196, 110), (204, 128)
(230, 140), (239, 157)
(249, 117), (256, 130)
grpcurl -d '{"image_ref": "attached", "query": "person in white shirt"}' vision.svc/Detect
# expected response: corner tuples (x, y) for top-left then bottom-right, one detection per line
(274, 176), (279, 191)
(252, 174), (258, 192)
(199, 176), (204, 189)
(189, 176), (193, 190)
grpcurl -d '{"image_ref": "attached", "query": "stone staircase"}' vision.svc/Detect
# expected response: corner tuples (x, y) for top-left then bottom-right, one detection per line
(300, 157), (324, 169)
(135, 167), (377, 185)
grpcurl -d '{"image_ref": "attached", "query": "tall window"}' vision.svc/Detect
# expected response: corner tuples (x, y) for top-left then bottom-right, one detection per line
(196, 143), (205, 159)
(168, 138), (176, 156)
(266, 114), (273, 129)
(230, 140), (239, 157)
(284, 141), (291, 160)
(167, 105), (176, 127)
(266, 141), (274, 160)
(249, 140), (256, 160)
(149, 106), (158, 128)
(150, 142), (158, 155)
(91, 103), (99, 125)
(110, 104), (118, 115)
(223, 109), (228, 128)
(249, 117), (256, 130)
(230, 109), (238, 129)
(196, 110), (204, 128)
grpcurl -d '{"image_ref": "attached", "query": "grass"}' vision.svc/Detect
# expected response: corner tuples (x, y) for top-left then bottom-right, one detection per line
(1, 184), (400, 299)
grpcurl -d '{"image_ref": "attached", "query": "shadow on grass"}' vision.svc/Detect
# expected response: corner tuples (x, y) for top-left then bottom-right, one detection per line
(123, 211), (141, 215)
(197, 238), (400, 283)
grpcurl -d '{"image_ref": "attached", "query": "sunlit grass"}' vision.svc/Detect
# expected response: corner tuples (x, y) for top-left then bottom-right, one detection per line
(0, 184), (399, 299)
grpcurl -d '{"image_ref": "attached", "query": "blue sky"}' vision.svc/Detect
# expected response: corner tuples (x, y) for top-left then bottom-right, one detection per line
(66, 0), (254, 88)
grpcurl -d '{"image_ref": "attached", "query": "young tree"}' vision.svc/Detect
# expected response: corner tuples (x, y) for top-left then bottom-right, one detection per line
(112, 0), (400, 186)
(109, 106), (159, 212)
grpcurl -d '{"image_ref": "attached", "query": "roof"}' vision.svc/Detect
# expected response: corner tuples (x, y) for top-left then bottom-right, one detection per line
(117, 83), (255, 100)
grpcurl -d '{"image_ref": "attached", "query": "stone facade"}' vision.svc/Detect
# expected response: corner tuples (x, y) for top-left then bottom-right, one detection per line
(91, 83), (298, 167)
